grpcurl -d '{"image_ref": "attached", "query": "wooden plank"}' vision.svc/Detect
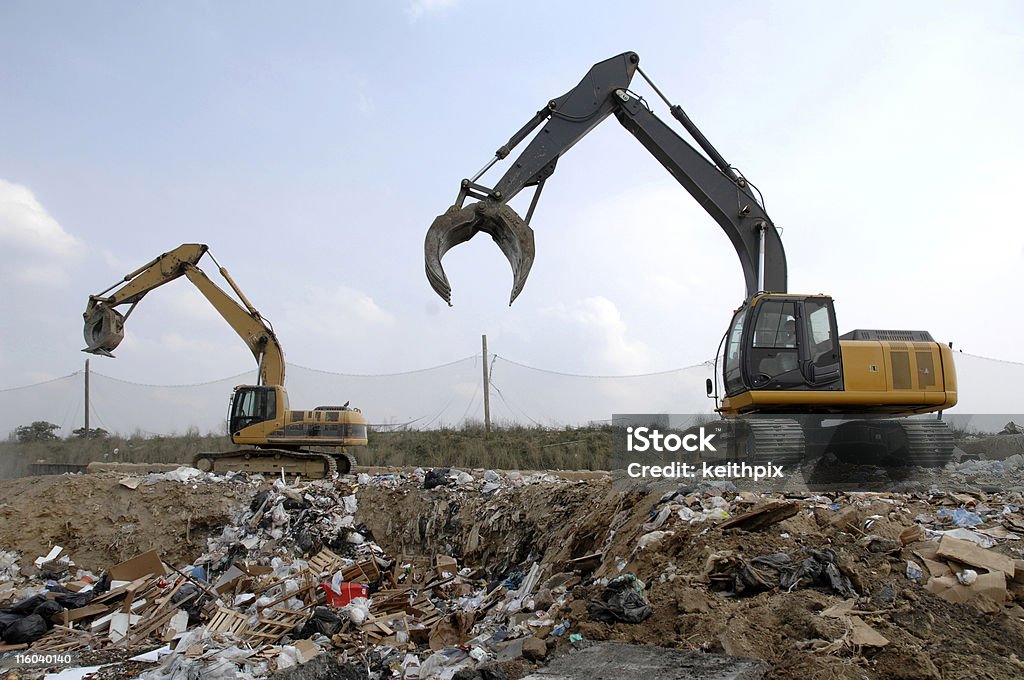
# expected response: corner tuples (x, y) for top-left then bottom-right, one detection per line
(92, 575), (154, 604)
(126, 592), (197, 645)
(0, 643), (28, 653)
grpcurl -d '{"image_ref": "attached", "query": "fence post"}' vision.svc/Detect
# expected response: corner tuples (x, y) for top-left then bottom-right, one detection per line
(482, 335), (491, 433)
(84, 359), (90, 435)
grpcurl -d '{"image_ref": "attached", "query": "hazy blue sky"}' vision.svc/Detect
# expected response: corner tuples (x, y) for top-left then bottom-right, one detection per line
(1, 1), (1021, 422)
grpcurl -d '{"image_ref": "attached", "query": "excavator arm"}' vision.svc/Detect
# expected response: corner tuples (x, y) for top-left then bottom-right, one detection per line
(83, 243), (286, 386)
(424, 51), (787, 304)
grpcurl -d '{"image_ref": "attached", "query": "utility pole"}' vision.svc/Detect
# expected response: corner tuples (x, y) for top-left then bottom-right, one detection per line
(481, 334), (491, 433)
(84, 359), (90, 434)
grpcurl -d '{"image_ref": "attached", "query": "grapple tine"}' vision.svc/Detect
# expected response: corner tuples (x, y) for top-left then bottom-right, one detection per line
(424, 200), (536, 306)
(82, 305), (125, 357)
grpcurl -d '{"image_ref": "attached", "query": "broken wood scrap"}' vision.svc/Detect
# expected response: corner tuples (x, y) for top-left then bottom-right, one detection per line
(207, 607), (249, 636)
(242, 607), (309, 646)
(126, 591), (197, 646)
(720, 501), (800, 532)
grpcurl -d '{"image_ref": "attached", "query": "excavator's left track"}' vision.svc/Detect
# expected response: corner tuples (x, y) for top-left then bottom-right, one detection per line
(192, 449), (358, 479)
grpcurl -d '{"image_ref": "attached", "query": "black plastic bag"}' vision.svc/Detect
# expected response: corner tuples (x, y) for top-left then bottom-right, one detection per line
(250, 489), (272, 513)
(172, 584), (205, 625)
(0, 612), (24, 635)
(3, 614), (48, 644)
(587, 573), (652, 624)
(54, 590), (95, 610)
(424, 468), (452, 490)
(283, 498), (310, 511)
(5, 594), (47, 615)
(32, 600), (63, 624)
(295, 606), (344, 639)
(735, 548), (856, 596)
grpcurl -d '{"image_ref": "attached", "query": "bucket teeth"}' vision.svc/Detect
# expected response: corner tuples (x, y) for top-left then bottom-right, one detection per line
(82, 305), (125, 356)
(424, 200), (535, 306)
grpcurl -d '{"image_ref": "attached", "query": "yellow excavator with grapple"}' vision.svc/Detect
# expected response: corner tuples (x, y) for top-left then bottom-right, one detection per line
(83, 243), (366, 477)
(423, 52), (957, 466)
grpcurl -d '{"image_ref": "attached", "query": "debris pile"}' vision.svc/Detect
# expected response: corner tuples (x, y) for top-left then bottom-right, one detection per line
(0, 469), (602, 679)
(2, 461), (1024, 678)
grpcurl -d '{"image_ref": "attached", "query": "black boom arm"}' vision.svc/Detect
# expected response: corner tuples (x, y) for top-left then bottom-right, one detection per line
(424, 51), (787, 304)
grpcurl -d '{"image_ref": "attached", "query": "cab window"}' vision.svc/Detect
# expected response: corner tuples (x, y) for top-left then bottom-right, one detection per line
(231, 387), (276, 427)
(749, 300), (802, 387)
(753, 301), (798, 348)
(803, 298), (842, 384)
(723, 310), (746, 395)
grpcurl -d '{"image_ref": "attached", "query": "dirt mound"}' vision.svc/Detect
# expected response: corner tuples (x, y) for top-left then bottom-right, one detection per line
(0, 472), (252, 572)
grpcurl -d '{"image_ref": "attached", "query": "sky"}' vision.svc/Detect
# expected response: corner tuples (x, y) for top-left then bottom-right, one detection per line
(1, 1), (1023, 432)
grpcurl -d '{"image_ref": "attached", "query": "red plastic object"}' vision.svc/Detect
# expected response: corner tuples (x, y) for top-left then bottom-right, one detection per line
(322, 581), (368, 607)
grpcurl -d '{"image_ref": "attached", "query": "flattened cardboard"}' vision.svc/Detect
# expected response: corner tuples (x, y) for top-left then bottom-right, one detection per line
(293, 638), (320, 663)
(214, 565), (246, 594)
(925, 570), (1006, 612)
(109, 550), (166, 581)
(936, 536), (1015, 577)
(849, 616), (889, 647)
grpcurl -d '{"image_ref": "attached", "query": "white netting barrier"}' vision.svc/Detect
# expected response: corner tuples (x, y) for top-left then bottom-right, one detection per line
(0, 352), (1021, 438)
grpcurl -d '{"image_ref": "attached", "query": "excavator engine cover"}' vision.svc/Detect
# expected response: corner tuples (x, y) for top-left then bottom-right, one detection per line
(83, 305), (125, 357)
(424, 200), (535, 305)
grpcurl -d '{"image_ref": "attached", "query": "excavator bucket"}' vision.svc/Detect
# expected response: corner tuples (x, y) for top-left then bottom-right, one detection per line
(82, 305), (125, 357)
(424, 200), (535, 305)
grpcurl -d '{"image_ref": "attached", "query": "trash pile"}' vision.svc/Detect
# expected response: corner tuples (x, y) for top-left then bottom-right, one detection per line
(0, 468), (598, 679)
(3, 461), (1024, 679)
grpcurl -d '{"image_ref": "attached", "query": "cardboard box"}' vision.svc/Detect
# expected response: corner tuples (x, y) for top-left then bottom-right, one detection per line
(435, 555), (458, 579)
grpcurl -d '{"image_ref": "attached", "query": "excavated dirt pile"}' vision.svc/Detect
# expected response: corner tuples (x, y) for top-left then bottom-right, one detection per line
(1, 461), (1024, 679)
(0, 472), (242, 572)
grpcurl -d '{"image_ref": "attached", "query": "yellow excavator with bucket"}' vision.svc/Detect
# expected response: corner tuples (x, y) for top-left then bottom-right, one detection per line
(423, 52), (957, 466)
(83, 243), (366, 477)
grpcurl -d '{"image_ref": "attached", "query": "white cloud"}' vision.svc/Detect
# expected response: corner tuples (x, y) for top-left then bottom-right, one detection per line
(407, 0), (460, 20)
(0, 179), (81, 286)
(282, 284), (396, 343)
(541, 296), (651, 375)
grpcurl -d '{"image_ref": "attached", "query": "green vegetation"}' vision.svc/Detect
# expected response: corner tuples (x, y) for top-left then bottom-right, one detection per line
(0, 423), (613, 479)
(12, 421), (61, 443)
(365, 422), (612, 470)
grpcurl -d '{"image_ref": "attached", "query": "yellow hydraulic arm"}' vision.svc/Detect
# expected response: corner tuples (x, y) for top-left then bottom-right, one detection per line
(83, 243), (286, 386)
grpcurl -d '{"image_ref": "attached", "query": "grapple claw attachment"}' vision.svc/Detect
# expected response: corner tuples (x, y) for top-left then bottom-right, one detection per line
(82, 305), (125, 357)
(424, 200), (535, 306)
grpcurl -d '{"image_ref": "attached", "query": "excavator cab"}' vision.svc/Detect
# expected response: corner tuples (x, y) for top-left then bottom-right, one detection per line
(228, 385), (280, 436)
(721, 294), (844, 404)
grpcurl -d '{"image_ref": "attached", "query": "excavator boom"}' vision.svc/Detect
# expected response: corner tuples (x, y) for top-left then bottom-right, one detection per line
(424, 51), (786, 304)
(83, 243), (285, 385)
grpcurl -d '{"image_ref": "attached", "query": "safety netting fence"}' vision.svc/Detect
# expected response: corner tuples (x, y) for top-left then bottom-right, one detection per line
(1, 352), (1021, 438)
